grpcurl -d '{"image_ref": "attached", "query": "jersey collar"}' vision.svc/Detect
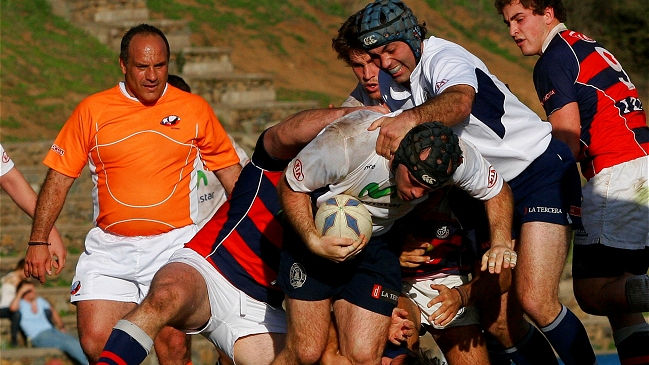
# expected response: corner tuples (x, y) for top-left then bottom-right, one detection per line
(118, 81), (169, 103)
(542, 23), (568, 54)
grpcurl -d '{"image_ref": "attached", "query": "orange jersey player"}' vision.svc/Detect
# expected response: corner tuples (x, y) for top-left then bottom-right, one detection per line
(44, 83), (239, 236)
(25, 24), (241, 365)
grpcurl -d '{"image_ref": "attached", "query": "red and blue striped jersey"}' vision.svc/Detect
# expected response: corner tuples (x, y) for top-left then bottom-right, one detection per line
(534, 30), (648, 180)
(184, 133), (289, 307)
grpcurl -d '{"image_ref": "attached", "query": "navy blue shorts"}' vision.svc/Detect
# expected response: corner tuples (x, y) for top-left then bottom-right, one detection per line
(508, 138), (583, 235)
(277, 229), (401, 317)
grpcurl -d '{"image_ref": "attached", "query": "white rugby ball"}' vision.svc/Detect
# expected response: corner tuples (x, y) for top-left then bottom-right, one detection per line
(314, 194), (373, 241)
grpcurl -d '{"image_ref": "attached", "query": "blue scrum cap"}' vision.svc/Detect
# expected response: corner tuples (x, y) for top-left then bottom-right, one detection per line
(357, 0), (423, 61)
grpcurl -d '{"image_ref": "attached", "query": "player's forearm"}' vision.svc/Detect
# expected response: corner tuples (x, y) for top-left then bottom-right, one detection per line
(29, 169), (74, 242)
(277, 174), (319, 248)
(401, 84), (475, 127)
(484, 183), (514, 249)
(214, 163), (242, 196)
(265, 107), (355, 160)
(548, 102), (582, 159)
(0, 167), (39, 218)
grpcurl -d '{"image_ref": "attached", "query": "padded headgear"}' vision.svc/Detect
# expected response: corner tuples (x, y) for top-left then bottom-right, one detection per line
(357, 0), (423, 61)
(392, 122), (463, 189)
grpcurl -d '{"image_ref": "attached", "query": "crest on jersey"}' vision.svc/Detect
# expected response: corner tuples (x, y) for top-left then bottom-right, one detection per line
(161, 115), (181, 126)
(436, 225), (450, 239)
(70, 281), (82, 295)
(488, 166), (498, 188)
(289, 263), (307, 289)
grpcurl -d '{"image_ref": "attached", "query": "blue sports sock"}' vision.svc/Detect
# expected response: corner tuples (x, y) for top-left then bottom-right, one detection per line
(541, 305), (597, 365)
(614, 325), (649, 365)
(506, 324), (559, 365)
(97, 320), (153, 365)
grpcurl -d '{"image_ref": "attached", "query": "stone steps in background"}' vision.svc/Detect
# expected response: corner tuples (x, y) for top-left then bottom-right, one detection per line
(178, 47), (234, 76)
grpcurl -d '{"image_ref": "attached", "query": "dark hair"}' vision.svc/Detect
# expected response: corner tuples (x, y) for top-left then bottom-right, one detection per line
(167, 74), (191, 93)
(332, 10), (365, 66)
(16, 280), (34, 296)
(15, 258), (25, 271)
(403, 349), (442, 365)
(119, 24), (171, 64)
(494, 0), (567, 22)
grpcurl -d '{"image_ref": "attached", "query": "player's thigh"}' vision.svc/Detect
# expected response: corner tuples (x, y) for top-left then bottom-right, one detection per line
(334, 299), (391, 360)
(280, 297), (331, 364)
(76, 299), (137, 350)
(232, 332), (286, 365)
(145, 262), (211, 330)
(284, 296), (331, 352)
(430, 325), (489, 365)
(516, 221), (569, 298)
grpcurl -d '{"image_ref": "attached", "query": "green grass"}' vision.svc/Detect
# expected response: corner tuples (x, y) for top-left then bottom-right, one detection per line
(0, 0), (121, 140)
(276, 88), (334, 107)
(423, 0), (528, 67)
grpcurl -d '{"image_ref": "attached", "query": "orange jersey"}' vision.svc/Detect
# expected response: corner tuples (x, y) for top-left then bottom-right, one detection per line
(44, 83), (239, 236)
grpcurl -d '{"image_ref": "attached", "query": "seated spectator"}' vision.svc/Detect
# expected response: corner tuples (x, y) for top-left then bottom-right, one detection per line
(10, 280), (88, 365)
(0, 259), (27, 346)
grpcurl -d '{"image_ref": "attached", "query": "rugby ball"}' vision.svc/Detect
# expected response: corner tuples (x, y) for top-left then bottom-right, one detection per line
(314, 194), (373, 241)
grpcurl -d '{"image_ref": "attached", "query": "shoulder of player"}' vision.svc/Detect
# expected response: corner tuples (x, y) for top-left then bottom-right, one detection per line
(80, 85), (122, 104)
(325, 109), (383, 138)
(163, 86), (209, 105)
(422, 36), (470, 59)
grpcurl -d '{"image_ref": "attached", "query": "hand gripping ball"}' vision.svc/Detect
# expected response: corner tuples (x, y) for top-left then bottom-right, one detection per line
(314, 194), (373, 241)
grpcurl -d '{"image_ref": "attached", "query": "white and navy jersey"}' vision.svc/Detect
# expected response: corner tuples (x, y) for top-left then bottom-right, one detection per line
(379, 70), (416, 111)
(285, 109), (503, 235)
(0, 144), (14, 177)
(342, 82), (382, 108)
(343, 70), (415, 111)
(405, 36), (553, 181)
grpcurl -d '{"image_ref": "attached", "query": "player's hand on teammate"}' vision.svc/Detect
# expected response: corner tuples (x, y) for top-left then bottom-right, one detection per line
(428, 284), (463, 327)
(25, 245), (53, 285)
(25, 228), (66, 284)
(480, 244), (517, 274)
(399, 234), (431, 268)
(311, 234), (368, 263)
(368, 115), (415, 158)
(388, 307), (415, 345)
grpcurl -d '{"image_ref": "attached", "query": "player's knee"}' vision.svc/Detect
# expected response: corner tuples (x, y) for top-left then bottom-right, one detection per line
(155, 329), (191, 365)
(78, 331), (106, 362)
(143, 282), (186, 316)
(573, 285), (603, 315)
(290, 343), (325, 365)
(343, 342), (383, 365)
(573, 278), (612, 315)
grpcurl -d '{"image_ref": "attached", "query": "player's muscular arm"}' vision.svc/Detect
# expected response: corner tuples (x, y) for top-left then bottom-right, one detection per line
(369, 85), (475, 158)
(213, 163), (242, 196)
(277, 173), (361, 263)
(548, 102), (582, 159)
(27, 169), (75, 284)
(481, 182), (516, 274)
(265, 107), (381, 160)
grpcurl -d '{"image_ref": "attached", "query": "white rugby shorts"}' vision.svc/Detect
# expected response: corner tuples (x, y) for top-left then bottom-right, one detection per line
(576, 156), (649, 249)
(402, 275), (480, 330)
(168, 248), (287, 361)
(70, 225), (197, 303)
